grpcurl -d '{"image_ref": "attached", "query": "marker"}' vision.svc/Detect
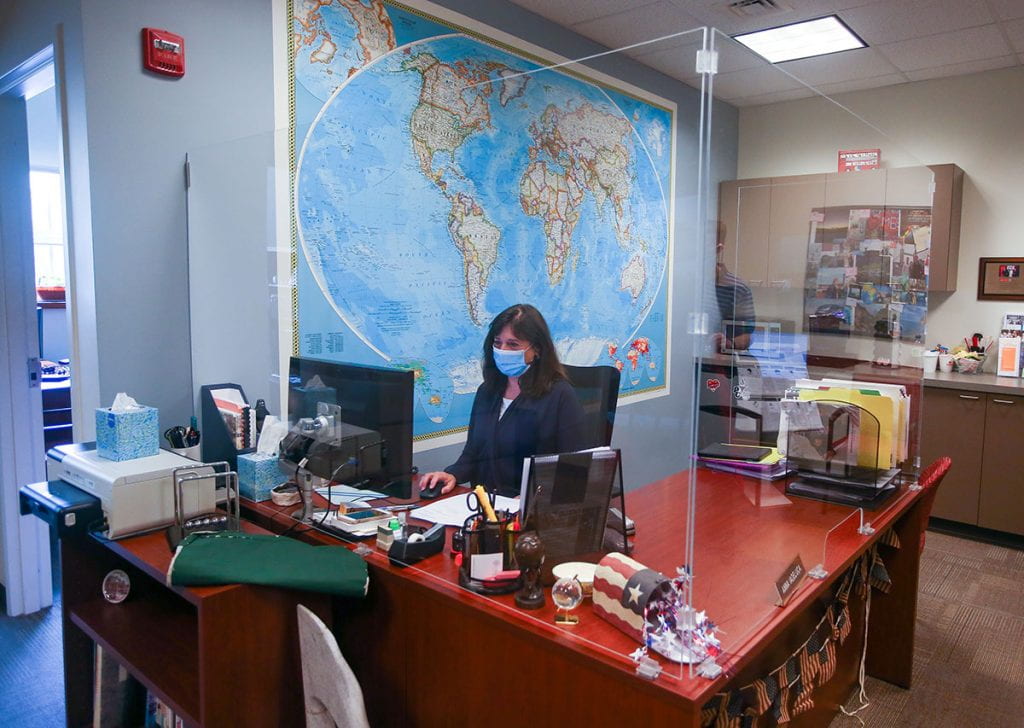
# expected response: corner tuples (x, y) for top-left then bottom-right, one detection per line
(473, 485), (498, 522)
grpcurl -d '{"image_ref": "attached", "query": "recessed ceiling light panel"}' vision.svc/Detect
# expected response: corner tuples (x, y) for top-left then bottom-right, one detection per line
(733, 15), (866, 64)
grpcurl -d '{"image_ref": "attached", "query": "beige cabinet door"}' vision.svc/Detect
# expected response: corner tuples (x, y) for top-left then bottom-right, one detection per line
(720, 178), (771, 287)
(823, 168), (888, 208)
(920, 387), (985, 524)
(884, 166), (933, 207)
(979, 393), (1024, 535)
(767, 174), (826, 289)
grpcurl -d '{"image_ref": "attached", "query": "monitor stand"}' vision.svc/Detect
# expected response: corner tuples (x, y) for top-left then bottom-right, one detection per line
(292, 468), (328, 521)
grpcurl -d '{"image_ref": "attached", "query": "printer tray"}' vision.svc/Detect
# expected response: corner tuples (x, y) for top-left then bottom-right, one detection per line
(20, 480), (103, 537)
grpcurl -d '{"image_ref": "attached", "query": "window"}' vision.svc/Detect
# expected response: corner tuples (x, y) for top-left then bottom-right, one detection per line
(30, 169), (65, 288)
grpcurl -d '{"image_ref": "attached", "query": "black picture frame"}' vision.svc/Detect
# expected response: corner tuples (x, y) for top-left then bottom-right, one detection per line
(978, 257), (1024, 300)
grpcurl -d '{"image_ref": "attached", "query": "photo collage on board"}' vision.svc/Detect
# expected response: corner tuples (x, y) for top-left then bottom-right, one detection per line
(804, 206), (930, 341)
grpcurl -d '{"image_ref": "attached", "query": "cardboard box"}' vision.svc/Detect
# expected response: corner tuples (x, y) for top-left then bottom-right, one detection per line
(95, 406), (159, 461)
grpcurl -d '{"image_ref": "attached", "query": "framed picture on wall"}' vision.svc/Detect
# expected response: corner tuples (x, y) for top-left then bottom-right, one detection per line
(978, 258), (1024, 300)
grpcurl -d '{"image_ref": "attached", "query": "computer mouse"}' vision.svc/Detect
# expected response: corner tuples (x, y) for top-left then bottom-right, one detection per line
(420, 481), (444, 500)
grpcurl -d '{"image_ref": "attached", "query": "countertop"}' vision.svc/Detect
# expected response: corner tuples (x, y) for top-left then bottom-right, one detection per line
(923, 370), (1024, 395)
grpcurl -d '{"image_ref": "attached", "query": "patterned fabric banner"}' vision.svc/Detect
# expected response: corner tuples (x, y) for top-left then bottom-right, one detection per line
(699, 547), (895, 727)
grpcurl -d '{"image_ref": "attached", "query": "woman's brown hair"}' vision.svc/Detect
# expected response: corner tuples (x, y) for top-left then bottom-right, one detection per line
(481, 304), (566, 397)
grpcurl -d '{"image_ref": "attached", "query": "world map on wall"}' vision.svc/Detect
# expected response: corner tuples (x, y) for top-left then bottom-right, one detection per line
(291, 0), (674, 440)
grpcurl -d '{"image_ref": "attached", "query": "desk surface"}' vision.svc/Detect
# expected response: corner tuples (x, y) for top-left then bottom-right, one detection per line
(246, 468), (924, 709)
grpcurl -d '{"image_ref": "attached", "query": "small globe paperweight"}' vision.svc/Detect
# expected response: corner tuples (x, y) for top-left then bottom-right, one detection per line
(551, 576), (583, 625)
(101, 569), (131, 604)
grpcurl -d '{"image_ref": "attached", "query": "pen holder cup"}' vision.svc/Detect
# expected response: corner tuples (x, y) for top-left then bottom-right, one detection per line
(170, 445), (202, 461)
(457, 514), (520, 595)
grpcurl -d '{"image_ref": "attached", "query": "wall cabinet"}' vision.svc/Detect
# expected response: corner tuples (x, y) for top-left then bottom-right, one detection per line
(719, 164), (963, 293)
(920, 386), (1024, 536)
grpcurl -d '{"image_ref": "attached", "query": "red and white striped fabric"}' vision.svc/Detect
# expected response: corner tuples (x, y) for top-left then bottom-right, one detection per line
(592, 552), (671, 641)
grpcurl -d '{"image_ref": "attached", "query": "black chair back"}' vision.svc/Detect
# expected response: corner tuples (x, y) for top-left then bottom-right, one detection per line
(563, 364), (620, 450)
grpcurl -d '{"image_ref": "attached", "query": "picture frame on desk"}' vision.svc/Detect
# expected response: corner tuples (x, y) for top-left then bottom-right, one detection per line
(978, 257), (1024, 300)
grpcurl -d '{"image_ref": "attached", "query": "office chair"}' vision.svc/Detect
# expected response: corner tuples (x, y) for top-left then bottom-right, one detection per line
(564, 364), (620, 449)
(297, 605), (370, 728)
(916, 456), (952, 554)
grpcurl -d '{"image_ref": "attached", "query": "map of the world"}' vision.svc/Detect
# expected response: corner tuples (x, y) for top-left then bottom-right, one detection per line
(291, 0), (675, 442)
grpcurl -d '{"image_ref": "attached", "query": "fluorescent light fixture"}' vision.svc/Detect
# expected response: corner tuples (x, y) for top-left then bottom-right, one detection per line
(733, 15), (866, 64)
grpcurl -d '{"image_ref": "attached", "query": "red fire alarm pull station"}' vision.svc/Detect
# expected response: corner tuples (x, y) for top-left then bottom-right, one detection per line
(142, 28), (185, 77)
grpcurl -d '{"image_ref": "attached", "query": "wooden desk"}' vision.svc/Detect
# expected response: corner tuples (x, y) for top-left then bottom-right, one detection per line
(60, 522), (330, 727)
(247, 469), (928, 726)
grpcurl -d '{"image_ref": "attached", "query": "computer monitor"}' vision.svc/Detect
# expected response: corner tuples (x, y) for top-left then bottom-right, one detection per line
(285, 356), (414, 499)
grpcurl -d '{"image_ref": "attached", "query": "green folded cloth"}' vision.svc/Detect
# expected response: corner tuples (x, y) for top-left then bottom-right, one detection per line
(167, 532), (368, 597)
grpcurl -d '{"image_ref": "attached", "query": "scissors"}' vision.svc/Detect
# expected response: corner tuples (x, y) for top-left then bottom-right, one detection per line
(466, 487), (496, 516)
(164, 426), (188, 448)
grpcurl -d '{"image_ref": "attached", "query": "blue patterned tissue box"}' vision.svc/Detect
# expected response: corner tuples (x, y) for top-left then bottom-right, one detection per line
(238, 452), (285, 502)
(95, 406), (160, 461)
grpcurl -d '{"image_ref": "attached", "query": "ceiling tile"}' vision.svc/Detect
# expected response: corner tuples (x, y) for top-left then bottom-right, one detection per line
(903, 55), (1018, 81)
(505, 0), (662, 27)
(987, 0), (1024, 21)
(672, 0), (888, 37)
(1005, 18), (1024, 53)
(878, 24), (1012, 71)
(625, 29), (705, 61)
(629, 40), (705, 79)
(777, 47), (901, 86)
(813, 72), (910, 96)
(709, 63), (811, 100)
(839, 0), (996, 46)
(570, 1), (705, 51)
(730, 87), (818, 107)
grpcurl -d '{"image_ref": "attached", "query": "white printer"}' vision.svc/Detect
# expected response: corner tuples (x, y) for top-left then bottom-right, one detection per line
(46, 443), (217, 539)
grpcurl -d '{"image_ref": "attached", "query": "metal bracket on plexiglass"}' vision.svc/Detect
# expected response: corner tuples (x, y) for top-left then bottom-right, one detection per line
(857, 508), (875, 536)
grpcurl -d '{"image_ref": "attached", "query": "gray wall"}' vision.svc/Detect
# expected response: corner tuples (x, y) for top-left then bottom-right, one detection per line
(2, 0), (737, 488)
(0, 0), (276, 435)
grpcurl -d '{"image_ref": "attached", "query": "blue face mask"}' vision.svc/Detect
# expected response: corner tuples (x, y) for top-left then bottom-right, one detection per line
(492, 346), (531, 378)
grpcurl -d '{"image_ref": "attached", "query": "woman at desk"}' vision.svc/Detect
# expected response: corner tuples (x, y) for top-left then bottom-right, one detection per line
(419, 303), (585, 498)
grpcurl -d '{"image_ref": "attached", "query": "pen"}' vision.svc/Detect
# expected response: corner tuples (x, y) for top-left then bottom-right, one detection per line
(381, 503), (419, 513)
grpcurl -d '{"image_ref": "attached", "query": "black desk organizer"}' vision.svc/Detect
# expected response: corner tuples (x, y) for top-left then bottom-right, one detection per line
(200, 383), (256, 470)
(783, 398), (902, 510)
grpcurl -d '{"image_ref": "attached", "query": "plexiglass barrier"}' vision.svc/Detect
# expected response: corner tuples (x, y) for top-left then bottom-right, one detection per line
(685, 27), (933, 687)
(185, 3), (936, 706)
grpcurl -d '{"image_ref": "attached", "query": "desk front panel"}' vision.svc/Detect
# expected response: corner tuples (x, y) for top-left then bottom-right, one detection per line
(247, 468), (924, 717)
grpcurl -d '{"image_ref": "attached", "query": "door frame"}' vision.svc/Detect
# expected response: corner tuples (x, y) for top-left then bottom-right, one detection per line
(0, 47), (55, 616)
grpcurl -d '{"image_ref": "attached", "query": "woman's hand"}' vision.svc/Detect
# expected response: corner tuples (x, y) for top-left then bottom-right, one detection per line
(418, 471), (457, 495)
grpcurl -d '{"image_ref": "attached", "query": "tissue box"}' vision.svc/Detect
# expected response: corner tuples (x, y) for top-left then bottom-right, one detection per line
(95, 406), (160, 461)
(238, 452), (285, 502)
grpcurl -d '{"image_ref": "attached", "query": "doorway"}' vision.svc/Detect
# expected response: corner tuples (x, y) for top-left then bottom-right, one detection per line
(26, 77), (75, 455)
(0, 49), (61, 616)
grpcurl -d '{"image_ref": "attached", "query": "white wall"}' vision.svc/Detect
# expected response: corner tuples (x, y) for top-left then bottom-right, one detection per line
(738, 66), (1024, 359)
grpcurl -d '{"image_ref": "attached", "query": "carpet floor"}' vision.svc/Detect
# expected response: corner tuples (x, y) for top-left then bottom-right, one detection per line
(831, 530), (1024, 726)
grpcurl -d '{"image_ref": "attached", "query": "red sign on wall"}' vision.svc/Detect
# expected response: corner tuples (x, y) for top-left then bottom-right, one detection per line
(838, 148), (880, 173)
